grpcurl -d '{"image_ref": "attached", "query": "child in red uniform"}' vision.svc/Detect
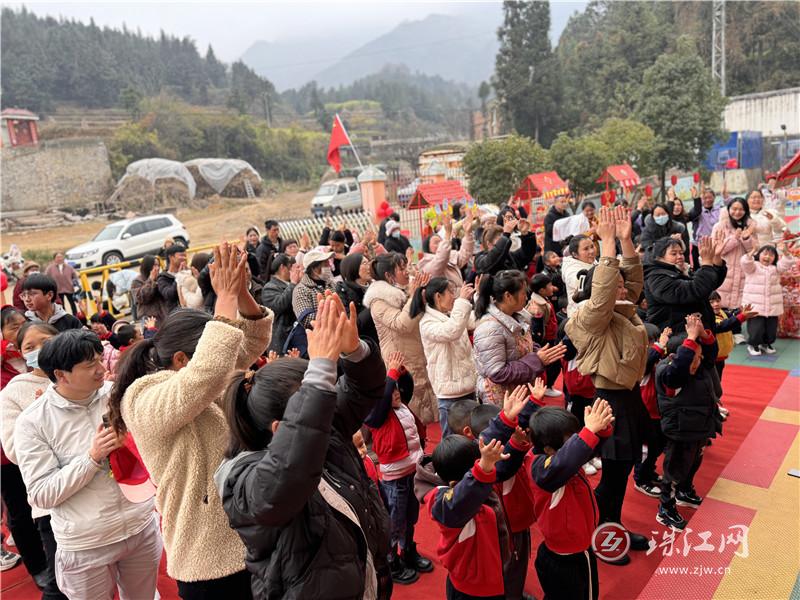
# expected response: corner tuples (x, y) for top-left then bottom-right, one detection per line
(529, 400), (614, 600)
(364, 352), (432, 584)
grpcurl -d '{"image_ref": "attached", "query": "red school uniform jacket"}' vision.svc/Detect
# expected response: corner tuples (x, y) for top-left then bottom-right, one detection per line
(427, 461), (507, 598)
(531, 426), (611, 554)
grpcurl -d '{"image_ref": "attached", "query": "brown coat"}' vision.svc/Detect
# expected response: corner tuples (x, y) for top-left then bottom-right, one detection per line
(363, 280), (437, 423)
(565, 256), (648, 391)
(45, 262), (77, 295)
(120, 310), (272, 582)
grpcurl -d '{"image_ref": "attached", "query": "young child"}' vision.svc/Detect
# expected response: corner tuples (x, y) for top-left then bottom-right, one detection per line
(21, 274), (82, 332)
(529, 400), (614, 600)
(709, 292), (756, 397)
(559, 328), (600, 476)
(447, 399), (480, 439)
(741, 243), (796, 356)
(529, 273), (562, 398)
(633, 324), (670, 497)
(364, 352), (432, 584)
(655, 315), (722, 530)
(427, 435), (510, 600)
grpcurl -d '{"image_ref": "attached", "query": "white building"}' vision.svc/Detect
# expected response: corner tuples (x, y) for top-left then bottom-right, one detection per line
(723, 87), (800, 137)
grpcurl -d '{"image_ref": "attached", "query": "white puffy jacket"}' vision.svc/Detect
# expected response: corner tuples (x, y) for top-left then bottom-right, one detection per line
(14, 382), (156, 551)
(419, 298), (477, 398)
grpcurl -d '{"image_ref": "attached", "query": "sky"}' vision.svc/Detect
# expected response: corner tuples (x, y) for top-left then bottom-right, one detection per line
(10, 1), (588, 62)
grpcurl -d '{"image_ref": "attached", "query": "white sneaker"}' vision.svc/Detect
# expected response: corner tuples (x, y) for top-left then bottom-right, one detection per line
(5, 535), (13, 547)
(760, 344), (777, 355)
(0, 548), (21, 571)
(544, 388), (562, 397)
(591, 457), (602, 470)
(734, 333), (746, 345)
(747, 345), (761, 356)
(582, 462), (597, 475)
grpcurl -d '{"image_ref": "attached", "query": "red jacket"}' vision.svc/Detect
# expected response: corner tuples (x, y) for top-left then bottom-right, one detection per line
(428, 462), (505, 597)
(531, 427), (610, 554)
(369, 410), (410, 464)
(561, 357), (596, 398)
(495, 450), (536, 533)
(640, 343), (667, 420)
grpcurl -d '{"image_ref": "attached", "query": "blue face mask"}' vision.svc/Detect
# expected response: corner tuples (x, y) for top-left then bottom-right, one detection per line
(654, 215), (669, 226)
(24, 349), (40, 370)
(391, 230), (401, 238)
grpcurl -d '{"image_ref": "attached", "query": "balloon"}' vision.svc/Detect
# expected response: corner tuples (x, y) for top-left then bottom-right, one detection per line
(380, 200), (390, 210)
(693, 172), (700, 183)
(645, 184), (653, 197)
(671, 175), (678, 186)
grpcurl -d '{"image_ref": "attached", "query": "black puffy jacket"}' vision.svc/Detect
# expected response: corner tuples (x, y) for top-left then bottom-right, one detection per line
(473, 232), (538, 276)
(216, 340), (390, 599)
(644, 261), (727, 332)
(656, 340), (722, 442)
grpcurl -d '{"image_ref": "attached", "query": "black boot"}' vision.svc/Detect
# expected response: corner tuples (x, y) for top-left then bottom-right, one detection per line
(390, 550), (419, 585)
(404, 541), (433, 573)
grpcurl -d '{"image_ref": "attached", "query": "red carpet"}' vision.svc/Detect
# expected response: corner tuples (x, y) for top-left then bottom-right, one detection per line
(1, 365), (788, 600)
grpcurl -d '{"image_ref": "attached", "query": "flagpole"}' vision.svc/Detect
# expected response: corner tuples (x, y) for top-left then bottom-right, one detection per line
(336, 113), (364, 170)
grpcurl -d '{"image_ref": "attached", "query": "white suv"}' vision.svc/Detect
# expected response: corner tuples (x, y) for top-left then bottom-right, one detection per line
(65, 214), (190, 270)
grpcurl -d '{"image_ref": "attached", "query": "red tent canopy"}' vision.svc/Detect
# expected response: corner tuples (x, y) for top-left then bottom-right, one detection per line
(775, 150), (800, 188)
(513, 171), (569, 201)
(407, 180), (471, 210)
(596, 164), (641, 189)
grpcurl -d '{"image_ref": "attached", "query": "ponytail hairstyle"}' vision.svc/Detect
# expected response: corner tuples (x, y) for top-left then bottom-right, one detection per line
(108, 308), (212, 435)
(568, 234), (591, 258)
(475, 269), (528, 318)
(409, 276), (449, 318)
(481, 225), (503, 250)
(224, 357), (308, 457)
(371, 251), (407, 282)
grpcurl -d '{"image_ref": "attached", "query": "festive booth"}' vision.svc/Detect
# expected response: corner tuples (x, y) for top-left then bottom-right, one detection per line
(775, 151), (800, 338)
(596, 164), (641, 205)
(775, 150), (800, 188)
(513, 171), (569, 223)
(406, 180), (472, 241)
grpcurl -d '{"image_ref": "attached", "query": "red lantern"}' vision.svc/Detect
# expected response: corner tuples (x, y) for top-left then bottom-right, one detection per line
(670, 175), (678, 186)
(645, 184), (653, 198)
(380, 200), (390, 210)
(693, 172), (700, 183)
(609, 190), (616, 203)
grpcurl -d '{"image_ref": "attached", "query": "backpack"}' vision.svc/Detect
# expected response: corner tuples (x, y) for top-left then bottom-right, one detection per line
(282, 308), (315, 358)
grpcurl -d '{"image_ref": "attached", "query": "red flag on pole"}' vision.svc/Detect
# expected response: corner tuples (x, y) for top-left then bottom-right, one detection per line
(327, 114), (351, 174)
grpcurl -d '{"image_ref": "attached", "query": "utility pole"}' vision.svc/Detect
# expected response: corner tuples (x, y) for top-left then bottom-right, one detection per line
(712, 0), (726, 97)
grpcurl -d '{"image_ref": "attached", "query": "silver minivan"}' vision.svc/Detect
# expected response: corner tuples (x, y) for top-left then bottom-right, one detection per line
(311, 178), (362, 216)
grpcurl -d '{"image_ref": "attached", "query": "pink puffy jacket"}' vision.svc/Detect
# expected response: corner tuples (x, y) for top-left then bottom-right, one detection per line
(740, 253), (796, 317)
(712, 221), (755, 308)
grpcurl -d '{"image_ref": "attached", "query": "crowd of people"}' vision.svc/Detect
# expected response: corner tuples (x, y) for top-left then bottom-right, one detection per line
(0, 177), (796, 600)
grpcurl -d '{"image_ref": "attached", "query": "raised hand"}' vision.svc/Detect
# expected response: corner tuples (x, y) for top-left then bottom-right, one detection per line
(503, 385), (530, 420)
(442, 212), (453, 237)
(738, 304), (758, 320)
(290, 262), (303, 284)
(527, 377), (546, 402)
(584, 398), (614, 434)
(658, 327), (672, 347)
(503, 214), (519, 234)
(387, 351), (405, 372)
(596, 206), (616, 243)
(511, 426), (529, 448)
(613, 205), (632, 240)
(210, 242), (247, 320)
(518, 218), (531, 234)
(685, 313), (704, 340)
(698, 236), (714, 266)
(537, 342), (567, 365)
(478, 438), (510, 474)
(459, 283), (475, 301)
(307, 295), (348, 362)
(149, 263), (160, 281)
(409, 270), (431, 295)
(265, 350), (279, 364)
(287, 347), (301, 358)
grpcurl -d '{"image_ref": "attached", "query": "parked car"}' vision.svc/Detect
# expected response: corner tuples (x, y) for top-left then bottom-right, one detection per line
(397, 178), (420, 207)
(311, 178), (362, 216)
(65, 214), (190, 269)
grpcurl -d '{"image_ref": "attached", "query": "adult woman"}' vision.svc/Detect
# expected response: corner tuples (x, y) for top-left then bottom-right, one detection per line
(417, 212), (475, 291)
(292, 250), (336, 329)
(565, 206), (650, 562)
(473, 215), (537, 276)
(335, 252), (378, 344)
(562, 234), (597, 317)
(261, 254), (303, 353)
(413, 277), (477, 436)
(746, 189), (788, 247)
(473, 270), (565, 405)
(1, 307), (26, 387)
(244, 227), (261, 255)
(109, 243), (273, 599)
(177, 252), (210, 310)
(712, 198), (756, 308)
(130, 254), (168, 324)
(639, 203), (690, 261)
(363, 252), (437, 423)
(215, 295), (391, 599)
(0, 322), (64, 598)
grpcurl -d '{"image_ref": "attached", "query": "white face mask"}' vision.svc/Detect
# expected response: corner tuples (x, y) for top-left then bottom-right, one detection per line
(24, 348), (40, 370)
(654, 215), (669, 226)
(320, 266), (333, 282)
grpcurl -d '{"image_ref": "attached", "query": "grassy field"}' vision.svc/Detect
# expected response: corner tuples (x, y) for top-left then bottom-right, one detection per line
(3, 190), (317, 260)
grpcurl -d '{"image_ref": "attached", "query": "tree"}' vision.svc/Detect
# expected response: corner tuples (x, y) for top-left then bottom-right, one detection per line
(593, 118), (657, 177)
(634, 37), (727, 195)
(478, 80), (491, 138)
(494, 1), (560, 144)
(549, 132), (612, 195)
(119, 86), (144, 120)
(463, 134), (551, 204)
